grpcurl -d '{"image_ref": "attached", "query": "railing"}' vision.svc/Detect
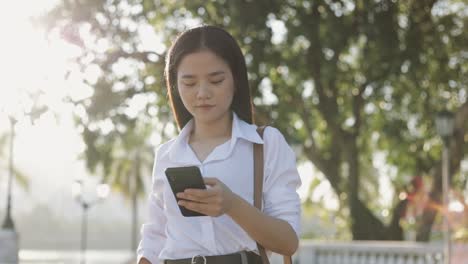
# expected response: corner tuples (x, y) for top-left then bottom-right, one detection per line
(18, 250), (134, 264)
(2, 238), (466, 264)
(271, 240), (447, 264)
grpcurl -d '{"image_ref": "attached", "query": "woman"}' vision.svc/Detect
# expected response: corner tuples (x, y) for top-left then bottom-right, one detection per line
(137, 25), (301, 264)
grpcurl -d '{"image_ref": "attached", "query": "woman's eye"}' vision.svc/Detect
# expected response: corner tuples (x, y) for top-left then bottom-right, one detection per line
(212, 79), (224, 85)
(183, 82), (196, 87)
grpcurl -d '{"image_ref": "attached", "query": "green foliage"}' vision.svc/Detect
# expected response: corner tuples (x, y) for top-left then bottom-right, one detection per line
(43, 0), (468, 240)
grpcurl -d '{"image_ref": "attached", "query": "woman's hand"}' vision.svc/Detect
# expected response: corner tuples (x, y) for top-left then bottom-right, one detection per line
(176, 177), (238, 217)
(138, 257), (152, 264)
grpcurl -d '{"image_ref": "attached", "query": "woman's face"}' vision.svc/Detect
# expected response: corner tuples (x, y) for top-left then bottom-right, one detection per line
(177, 50), (235, 126)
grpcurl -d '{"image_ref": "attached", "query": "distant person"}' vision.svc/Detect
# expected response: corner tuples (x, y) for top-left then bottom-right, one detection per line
(137, 25), (301, 264)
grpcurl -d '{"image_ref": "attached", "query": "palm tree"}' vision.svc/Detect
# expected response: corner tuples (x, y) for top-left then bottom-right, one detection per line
(1, 95), (47, 228)
(0, 96), (47, 191)
(108, 142), (154, 252)
(0, 124), (29, 230)
(85, 120), (162, 252)
(0, 132), (29, 192)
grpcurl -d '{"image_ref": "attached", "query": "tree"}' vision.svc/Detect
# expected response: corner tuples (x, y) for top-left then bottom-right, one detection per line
(42, 0), (467, 240)
(0, 132), (28, 190)
(1, 96), (48, 192)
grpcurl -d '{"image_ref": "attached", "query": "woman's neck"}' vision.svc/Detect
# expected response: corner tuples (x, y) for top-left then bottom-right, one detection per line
(191, 113), (233, 142)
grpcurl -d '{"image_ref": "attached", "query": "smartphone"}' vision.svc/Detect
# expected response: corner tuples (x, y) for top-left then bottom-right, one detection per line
(165, 166), (207, 217)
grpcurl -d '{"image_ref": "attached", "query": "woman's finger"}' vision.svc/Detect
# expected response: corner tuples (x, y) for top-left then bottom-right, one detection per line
(178, 200), (215, 216)
(184, 186), (218, 198)
(177, 190), (219, 202)
(203, 177), (219, 186)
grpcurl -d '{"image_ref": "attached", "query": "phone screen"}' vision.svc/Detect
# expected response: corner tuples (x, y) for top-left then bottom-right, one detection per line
(165, 166), (207, 217)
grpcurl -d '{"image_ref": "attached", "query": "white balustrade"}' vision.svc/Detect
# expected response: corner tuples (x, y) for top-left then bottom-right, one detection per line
(270, 240), (448, 264)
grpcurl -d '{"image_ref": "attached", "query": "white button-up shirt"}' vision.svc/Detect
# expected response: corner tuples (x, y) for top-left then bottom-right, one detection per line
(137, 113), (301, 263)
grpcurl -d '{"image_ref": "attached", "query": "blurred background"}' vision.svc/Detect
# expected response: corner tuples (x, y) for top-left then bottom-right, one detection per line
(0, 0), (467, 263)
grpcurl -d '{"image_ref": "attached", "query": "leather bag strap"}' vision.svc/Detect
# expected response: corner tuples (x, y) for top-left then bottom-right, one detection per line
(254, 126), (292, 264)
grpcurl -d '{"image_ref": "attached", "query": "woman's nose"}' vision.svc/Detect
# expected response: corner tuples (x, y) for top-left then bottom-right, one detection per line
(196, 83), (211, 99)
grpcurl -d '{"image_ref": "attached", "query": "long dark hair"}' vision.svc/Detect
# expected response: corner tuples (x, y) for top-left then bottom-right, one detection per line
(164, 25), (254, 130)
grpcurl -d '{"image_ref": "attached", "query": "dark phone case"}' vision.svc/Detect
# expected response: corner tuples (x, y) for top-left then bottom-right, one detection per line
(165, 166), (207, 217)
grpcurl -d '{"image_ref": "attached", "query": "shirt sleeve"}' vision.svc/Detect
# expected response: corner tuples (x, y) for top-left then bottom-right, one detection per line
(137, 146), (167, 264)
(262, 127), (302, 237)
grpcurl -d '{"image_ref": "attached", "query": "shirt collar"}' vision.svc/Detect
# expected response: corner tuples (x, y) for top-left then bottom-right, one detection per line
(232, 112), (264, 145)
(168, 112), (263, 164)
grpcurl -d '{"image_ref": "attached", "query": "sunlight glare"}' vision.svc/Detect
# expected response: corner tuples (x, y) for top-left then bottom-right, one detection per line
(449, 200), (464, 213)
(0, 1), (84, 121)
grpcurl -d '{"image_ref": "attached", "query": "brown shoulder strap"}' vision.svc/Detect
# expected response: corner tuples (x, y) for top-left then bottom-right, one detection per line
(254, 126), (292, 264)
(253, 126), (265, 211)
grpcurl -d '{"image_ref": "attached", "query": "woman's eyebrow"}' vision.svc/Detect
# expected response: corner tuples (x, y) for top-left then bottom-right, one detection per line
(208, 71), (225, 77)
(180, 74), (195, 79)
(180, 71), (225, 79)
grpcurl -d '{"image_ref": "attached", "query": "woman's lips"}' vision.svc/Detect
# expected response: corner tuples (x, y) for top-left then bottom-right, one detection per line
(196, 105), (215, 109)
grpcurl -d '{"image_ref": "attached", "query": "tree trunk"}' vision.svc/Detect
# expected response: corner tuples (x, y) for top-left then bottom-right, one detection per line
(386, 199), (407, 240)
(353, 198), (388, 240)
(342, 132), (387, 240)
(346, 134), (362, 239)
